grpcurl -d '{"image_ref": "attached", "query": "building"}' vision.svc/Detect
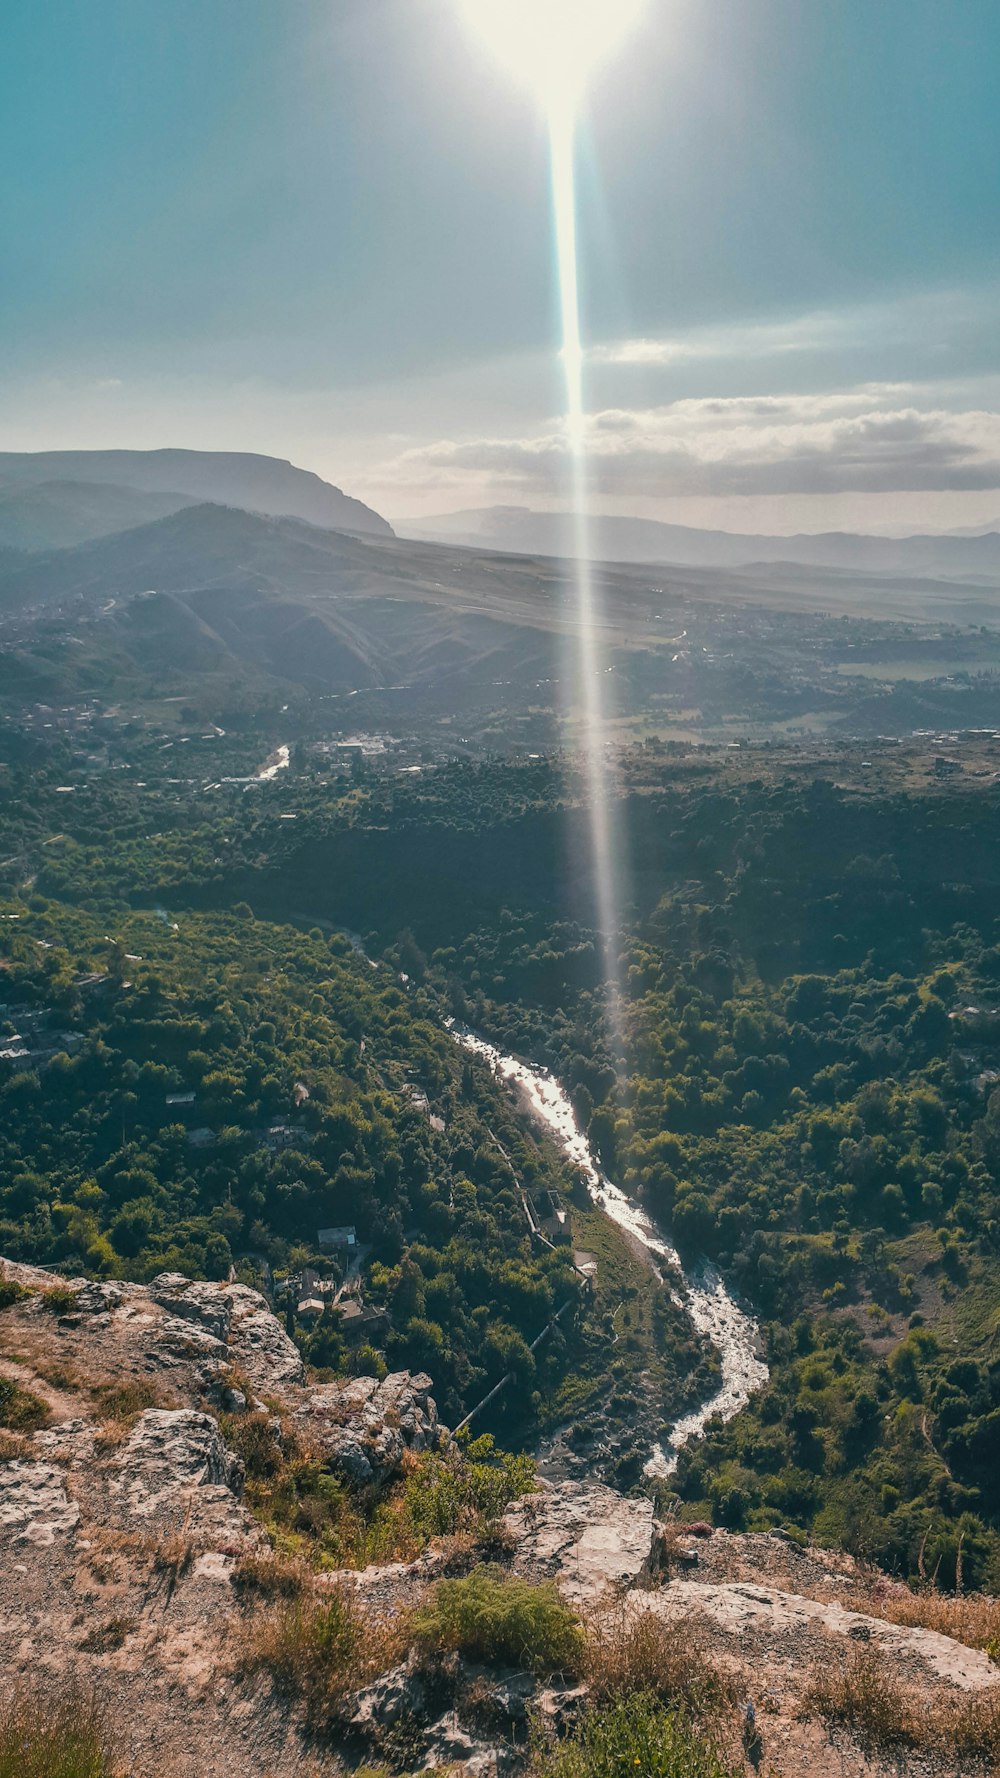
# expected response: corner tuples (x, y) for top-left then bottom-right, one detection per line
(337, 1300), (389, 1342)
(318, 1225), (357, 1252)
(295, 1297), (326, 1325)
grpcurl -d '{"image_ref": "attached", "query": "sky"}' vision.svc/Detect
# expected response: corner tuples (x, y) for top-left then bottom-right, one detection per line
(2, 0), (1000, 534)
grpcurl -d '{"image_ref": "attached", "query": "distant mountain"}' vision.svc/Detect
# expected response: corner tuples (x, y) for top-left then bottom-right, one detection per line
(0, 449), (392, 540)
(0, 501), (384, 613)
(0, 502), (565, 697)
(404, 505), (1000, 581)
(0, 479), (201, 552)
(0, 496), (998, 711)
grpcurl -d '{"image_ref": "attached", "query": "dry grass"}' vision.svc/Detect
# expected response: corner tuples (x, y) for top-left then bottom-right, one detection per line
(803, 1646), (918, 1755)
(0, 1428), (32, 1460)
(582, 1605), (741, 1720)
(880, 1587), (1000, 1659)
(0, 1680), (120, 1778)
(151, 1531), (195, 1594)
(90, 1377), (172, 1422)
(237, 1582), (406, 1729)
(803, 1645), (1000, 1767)
(233, 1549), (312, 1600)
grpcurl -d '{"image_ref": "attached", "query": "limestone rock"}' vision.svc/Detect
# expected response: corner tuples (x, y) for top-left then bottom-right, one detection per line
(641, 1579), (1000, 1692)
(0, 1460), (80, 1546)
(349, 1660), (431, 1731)
(503, 1480), (661, 1604)
(294, 1370), (443, 1485)
(109, 1409), (246, 1535)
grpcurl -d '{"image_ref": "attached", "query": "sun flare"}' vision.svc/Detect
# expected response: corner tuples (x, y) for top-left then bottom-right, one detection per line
(455, 0), (647, 104)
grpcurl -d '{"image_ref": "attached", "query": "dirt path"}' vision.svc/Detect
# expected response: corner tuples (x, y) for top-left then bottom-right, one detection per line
(0, 1354), (87, 1422)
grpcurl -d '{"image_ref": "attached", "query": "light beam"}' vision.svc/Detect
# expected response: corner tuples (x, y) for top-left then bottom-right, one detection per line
(456, 0), (645, 1051)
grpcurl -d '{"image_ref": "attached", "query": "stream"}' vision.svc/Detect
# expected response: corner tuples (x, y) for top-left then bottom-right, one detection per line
(449, 1023), (768, 1475)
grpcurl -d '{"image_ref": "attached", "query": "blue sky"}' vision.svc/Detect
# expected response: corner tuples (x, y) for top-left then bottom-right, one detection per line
(2, 0), (999, 530)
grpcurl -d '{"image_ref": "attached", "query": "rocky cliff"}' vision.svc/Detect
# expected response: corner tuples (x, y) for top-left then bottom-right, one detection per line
(2, 1254), (998, 1778)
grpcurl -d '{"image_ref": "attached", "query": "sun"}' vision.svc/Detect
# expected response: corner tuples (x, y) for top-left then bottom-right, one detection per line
(455, 0), (647, 106)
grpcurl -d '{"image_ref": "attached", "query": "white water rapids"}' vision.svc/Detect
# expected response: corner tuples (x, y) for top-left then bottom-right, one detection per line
(449, 1023), (768, 1475)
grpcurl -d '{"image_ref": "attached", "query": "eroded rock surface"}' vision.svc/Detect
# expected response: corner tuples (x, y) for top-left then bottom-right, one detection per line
(504, 1479), (661, 1603)
(295, 1369), (443, 1484)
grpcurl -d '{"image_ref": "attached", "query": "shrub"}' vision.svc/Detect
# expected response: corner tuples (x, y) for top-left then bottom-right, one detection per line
(0, 1682), (117, 1778)
(40, 1286), (79, 1315)
(583, 1606), (739, 1718)
(0, 1374), (49, 1433)
(0, 1280), (28, 1311)
(535, 1693), (739, 1778)
(239, 1585), (402, 1727)
(397, 1439), (534, 1547)
(412, 1566), (584, 1675)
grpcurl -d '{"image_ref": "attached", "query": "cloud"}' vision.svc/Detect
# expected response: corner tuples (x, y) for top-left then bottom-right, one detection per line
(387, 389), (1000, 499)
(587, 284), (1000, 373)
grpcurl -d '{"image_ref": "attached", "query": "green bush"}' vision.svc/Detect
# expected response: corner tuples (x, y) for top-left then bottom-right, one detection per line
(401, 1437), (535, 1543)
(413, 1566), (584, 1675)
(0, 1280), (29, 1311)
(39, 1286), (79, 1315)
(536, 1693), (738, 1778)
(0, 1374), (49, 1432)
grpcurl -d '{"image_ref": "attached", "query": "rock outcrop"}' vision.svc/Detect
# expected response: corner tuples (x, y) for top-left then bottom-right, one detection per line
(3, 1252), (1000, 1778)
(503, 1480), (662, 1604)
(295, 1370), (443, 1485)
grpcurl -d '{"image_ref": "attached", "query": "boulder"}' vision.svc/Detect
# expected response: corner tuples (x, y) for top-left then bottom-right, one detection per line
(503, 1480), (661, 1605)
(109, 1409), (247, 1536)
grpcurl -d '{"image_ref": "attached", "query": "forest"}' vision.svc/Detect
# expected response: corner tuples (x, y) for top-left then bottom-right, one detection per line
(2, 735), (1000, 1585)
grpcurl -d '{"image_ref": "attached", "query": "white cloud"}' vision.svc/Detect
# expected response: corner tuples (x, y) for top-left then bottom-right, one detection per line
(386, 388), (1000, 500)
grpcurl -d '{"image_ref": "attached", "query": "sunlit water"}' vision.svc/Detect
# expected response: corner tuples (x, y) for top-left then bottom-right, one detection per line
(449, 1022), (768, 1474)
(256, 743), (290, 781)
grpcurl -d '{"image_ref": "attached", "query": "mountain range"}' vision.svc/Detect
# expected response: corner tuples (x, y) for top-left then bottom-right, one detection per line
(403, 504), (1000, 581)
(2, 495), (1000, 715)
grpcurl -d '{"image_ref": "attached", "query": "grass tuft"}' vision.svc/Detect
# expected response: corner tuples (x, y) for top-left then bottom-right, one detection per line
(533, 1692), (739, 1778)
(91, 1378), (169, 1423)
(0, 1373), (49, 1433)
(803, 1646), (916, 1754)
(238, 1583), (404, 1728)
(412, 1565), (584, 1676)
(39, 1286), (79, 1315)
(582, 1606), (740, 1719)
(0, 1682), (118, 1778)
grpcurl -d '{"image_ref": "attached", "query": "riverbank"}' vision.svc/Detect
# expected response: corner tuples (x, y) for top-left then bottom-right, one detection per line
(450, 1022), (768, 1477)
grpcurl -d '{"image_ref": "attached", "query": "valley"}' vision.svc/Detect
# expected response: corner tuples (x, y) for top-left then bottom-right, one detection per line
(2, 454), (1000, 1774)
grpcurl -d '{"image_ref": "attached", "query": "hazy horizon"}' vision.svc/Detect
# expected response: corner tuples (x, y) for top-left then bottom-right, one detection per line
(3, 0), (1000, 536)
